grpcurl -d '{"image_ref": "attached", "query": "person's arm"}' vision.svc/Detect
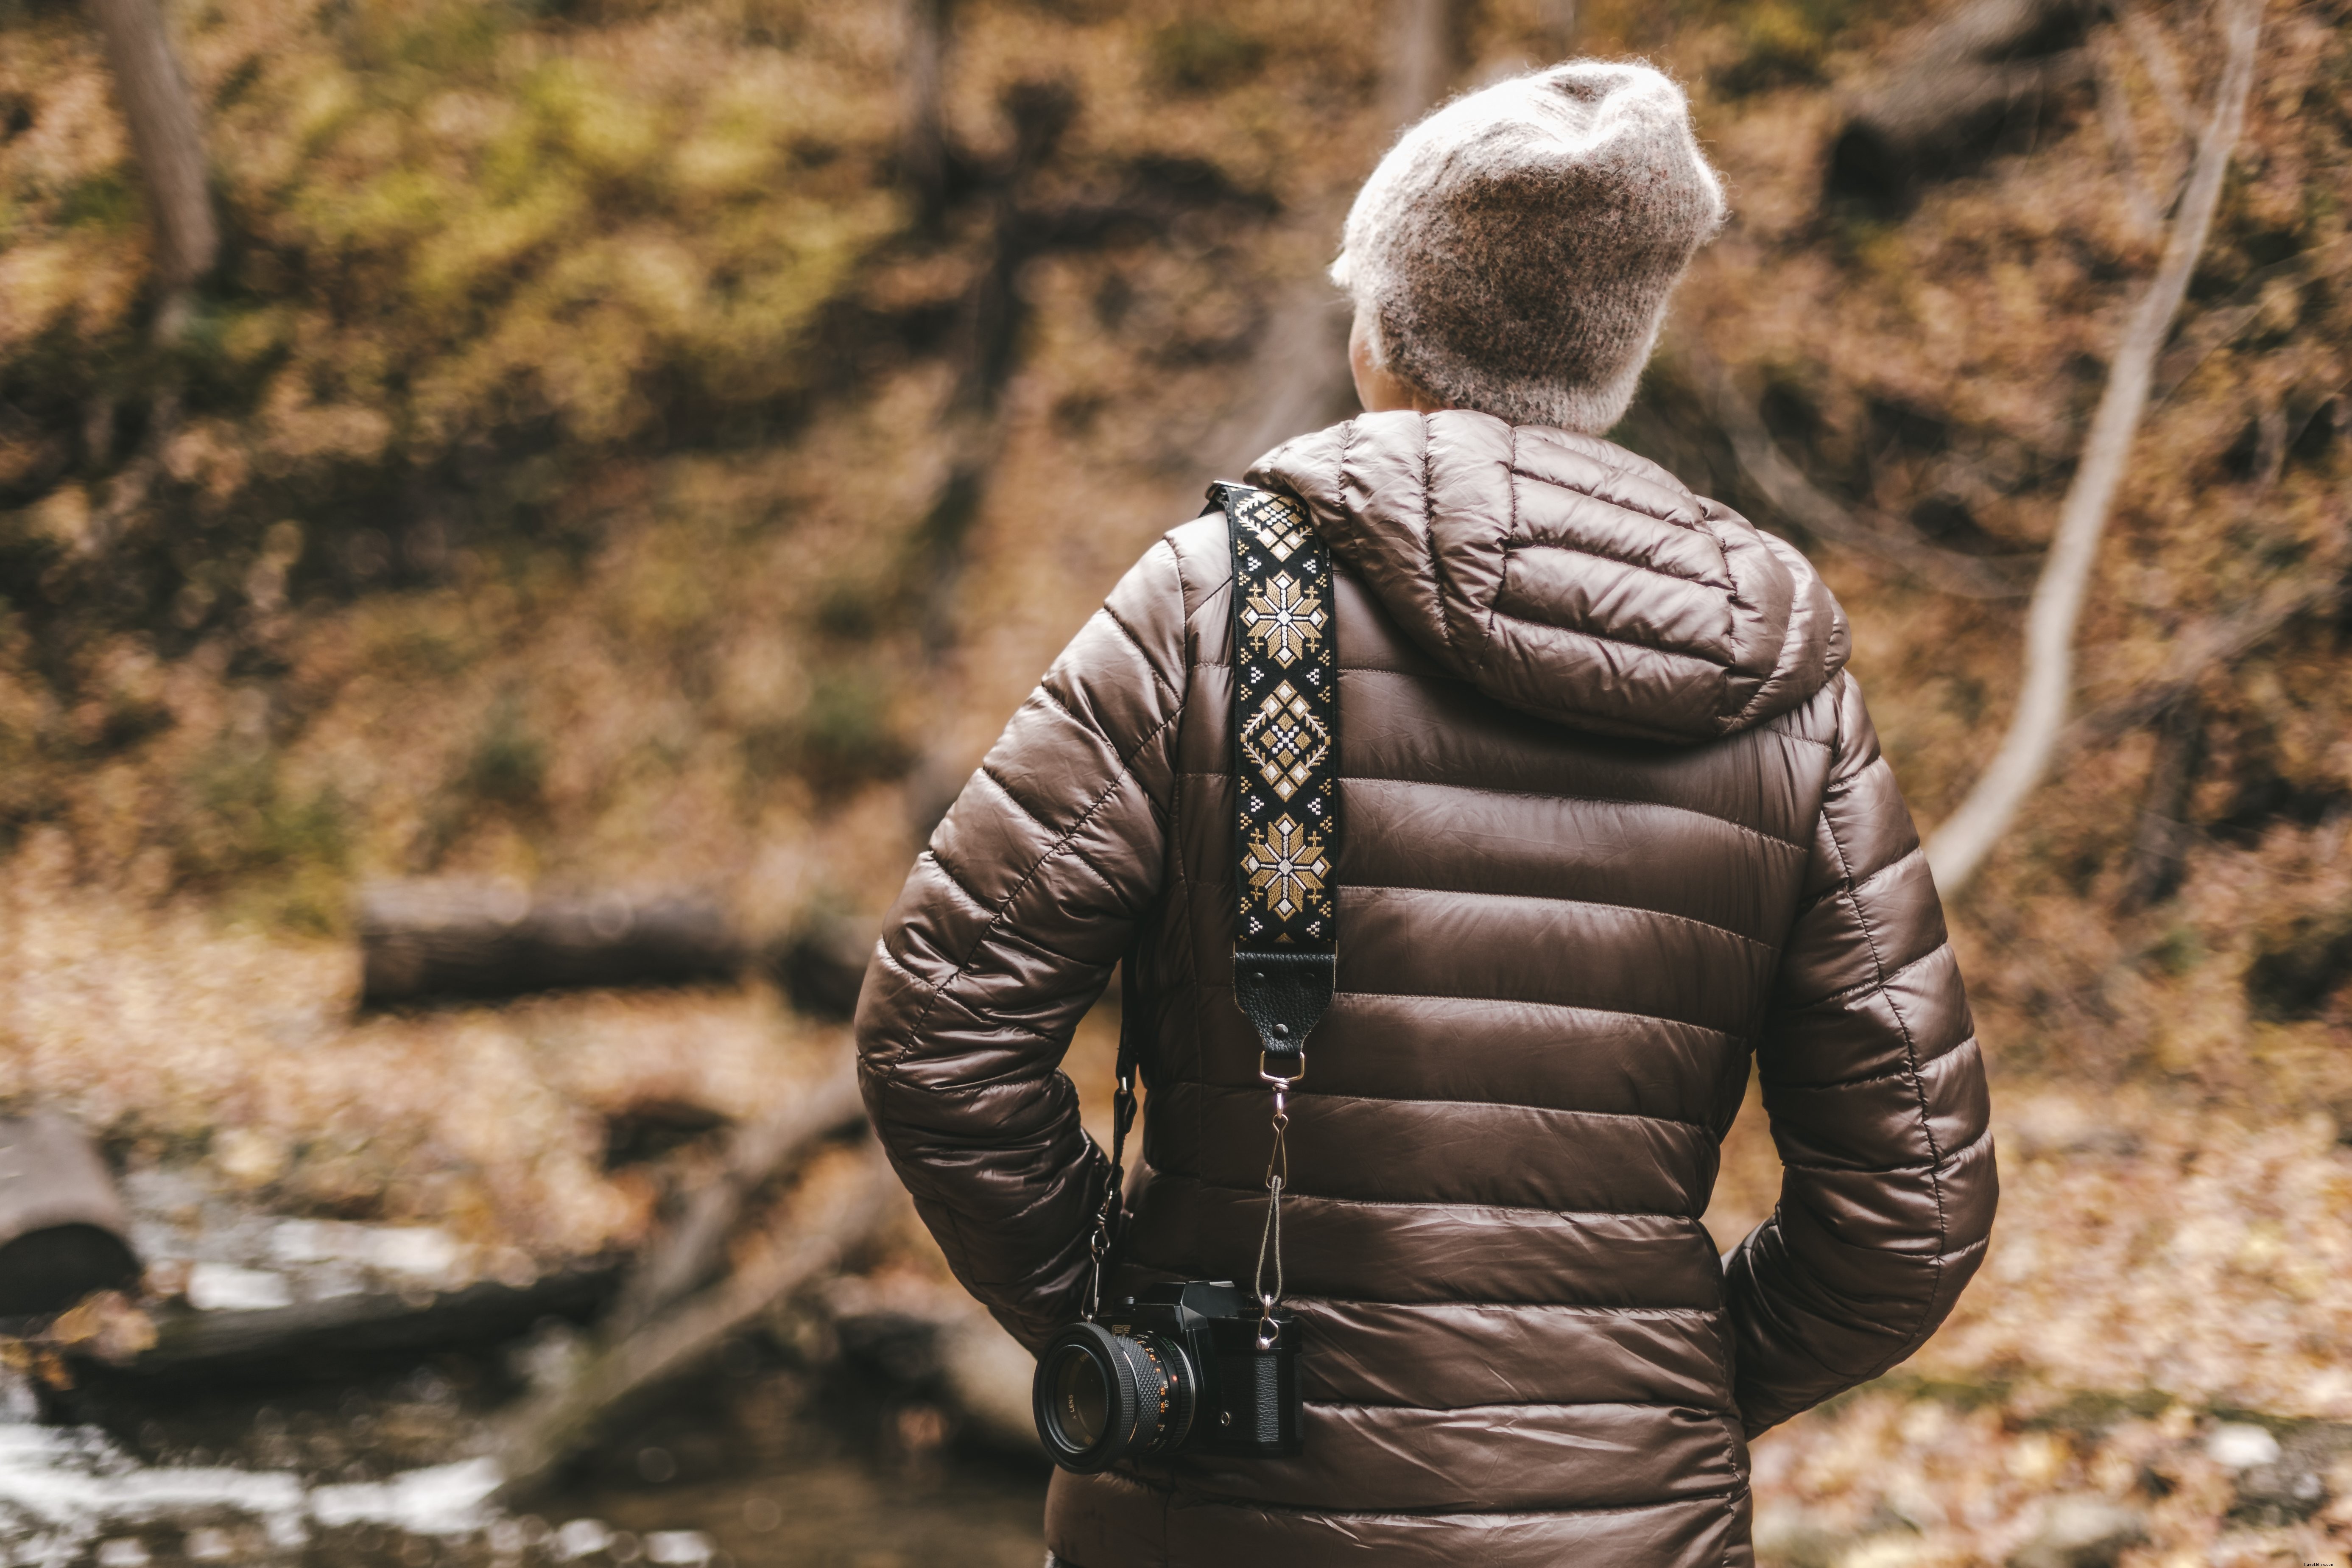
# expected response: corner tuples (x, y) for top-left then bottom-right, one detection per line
(1722, 671), (1997, 1435)
(854, 539), (1190, 1353)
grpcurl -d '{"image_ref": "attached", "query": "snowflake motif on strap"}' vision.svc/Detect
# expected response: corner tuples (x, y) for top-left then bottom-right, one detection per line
(1239, 682), (1330, 801)
(1234, 490), (1312, 561)
(1241, 573), (1326, 668)
(1241, 814), (1331, 923)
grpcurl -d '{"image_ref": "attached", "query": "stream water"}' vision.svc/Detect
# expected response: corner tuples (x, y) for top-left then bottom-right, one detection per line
(0, 1344), (1049, 1568)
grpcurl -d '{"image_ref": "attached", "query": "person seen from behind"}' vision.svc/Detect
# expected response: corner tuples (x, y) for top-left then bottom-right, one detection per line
(854, 58), (1997, 1568)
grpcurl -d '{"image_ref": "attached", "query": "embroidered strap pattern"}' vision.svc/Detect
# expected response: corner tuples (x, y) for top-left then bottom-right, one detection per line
(1216, 483), (1339, 954)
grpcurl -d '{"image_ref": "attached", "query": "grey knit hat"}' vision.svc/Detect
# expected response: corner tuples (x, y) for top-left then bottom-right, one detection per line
(1331, 61), (1727, 434)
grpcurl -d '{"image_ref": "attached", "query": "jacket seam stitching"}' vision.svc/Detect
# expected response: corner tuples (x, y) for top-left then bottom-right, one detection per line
(885, 705), (1184, 1069)
(1180, 1080), (1717, 1133)
(1485, 603), (1742, 673)
(1771, 944), (1947, 1012)
(1193, 981), (1744, 1040)
(1102, 601), (1179, 698)
(1349, 882), (1781, 952)
(1758, 1034), (1977, 1094)
(1171, 771), (1812, 852)
(1502, 461), (1707, 529)
(1817, 766), (1950, 1375)
(922, 846), (993, 918)
(1277, 1295), (1723, 1316)
(1161, 1173), (1708, 1222)
(1305, 1397), (1735, 1416)
(977, 763), (1130, 895)
(1495, 535), (1717, 590)
(1418, 419), (1467, 666)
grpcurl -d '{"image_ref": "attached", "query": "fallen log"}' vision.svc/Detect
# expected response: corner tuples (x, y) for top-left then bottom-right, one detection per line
(0, 1117), (142, 1321)
(358, 881), (743, 1007)
(490, 1144), (900, 1497)
(1826, 0), (2094, 214)
(774, 914), (881, 1022)
(85, 1266), (621, 1382)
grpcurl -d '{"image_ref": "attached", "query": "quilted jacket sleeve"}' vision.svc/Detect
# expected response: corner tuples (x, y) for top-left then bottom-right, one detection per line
(854, 538), (1190, 1353)
(1723, 672), (1997, 1435)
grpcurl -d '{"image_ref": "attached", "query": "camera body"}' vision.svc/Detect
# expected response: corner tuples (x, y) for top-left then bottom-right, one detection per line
(1033, 1281), (1301, 1472)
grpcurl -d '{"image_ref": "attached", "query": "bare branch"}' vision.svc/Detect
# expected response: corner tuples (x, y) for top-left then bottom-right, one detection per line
(1925, 0), (2270, 896)
(1684, 344), (2034, 601)
(900, 0), (953, 222)
(2118, 693), (2204, 911)
(2113, 0), (2196, 144)
(2062, 573), (2345, 750)
(2092, 35), (2162, 240)
(605, 1066), (867, 1337)
(490, 1145), (898, 1498)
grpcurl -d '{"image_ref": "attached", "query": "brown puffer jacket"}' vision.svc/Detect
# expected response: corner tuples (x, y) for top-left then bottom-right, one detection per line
(856, 409), (1996, 1568)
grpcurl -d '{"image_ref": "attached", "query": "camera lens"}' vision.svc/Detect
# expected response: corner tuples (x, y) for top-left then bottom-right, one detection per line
(1048, 1343), (1110, 1449)
(1033, 1322), (1197, 1472)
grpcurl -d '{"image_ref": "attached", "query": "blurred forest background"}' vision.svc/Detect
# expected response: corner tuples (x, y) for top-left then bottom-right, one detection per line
(2, 0), (2350, 1562)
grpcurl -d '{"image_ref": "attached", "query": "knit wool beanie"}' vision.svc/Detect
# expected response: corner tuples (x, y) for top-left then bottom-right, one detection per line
(1331, 61), (1727, 434)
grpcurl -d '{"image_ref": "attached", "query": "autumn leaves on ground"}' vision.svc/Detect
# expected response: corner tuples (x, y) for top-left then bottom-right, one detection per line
(3, 0), (2349, 1562)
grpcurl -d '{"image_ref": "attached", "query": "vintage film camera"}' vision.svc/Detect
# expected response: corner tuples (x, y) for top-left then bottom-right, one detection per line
(1033, 1282), (1301, 1471)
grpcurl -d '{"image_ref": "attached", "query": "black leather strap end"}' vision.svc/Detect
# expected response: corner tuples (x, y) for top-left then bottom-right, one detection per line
(1234, 950), (1333, 1059)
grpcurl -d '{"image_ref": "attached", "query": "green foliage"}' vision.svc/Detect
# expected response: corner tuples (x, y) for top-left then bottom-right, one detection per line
(457, 695), (548, 812)
(1148, 20), (1269, 95)
(172, 741), (351, 933)
(742, 664), (911, 799)
(1710, 0), (1862, 96)
(0, 0), (903, 646)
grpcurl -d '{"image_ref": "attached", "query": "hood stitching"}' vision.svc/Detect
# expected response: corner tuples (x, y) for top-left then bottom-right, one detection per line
(1484, 605), (1742, 674)
(1490, 422), (1517, 656)
(1416, 415), (1467, 668)
(1257, 413), (1846, 743)
(1504, 461), (1705, 533)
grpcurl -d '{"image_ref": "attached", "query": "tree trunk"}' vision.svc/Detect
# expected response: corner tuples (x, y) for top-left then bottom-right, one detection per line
(83, 0), (217, 307)
(2118, 695), (2204, 911)
(900, 0), (953, 224)
(1203, 0), (1461, 472)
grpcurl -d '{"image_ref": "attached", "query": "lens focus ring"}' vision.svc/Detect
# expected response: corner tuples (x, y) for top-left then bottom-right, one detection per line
(1033, 1322), (1197, 1472)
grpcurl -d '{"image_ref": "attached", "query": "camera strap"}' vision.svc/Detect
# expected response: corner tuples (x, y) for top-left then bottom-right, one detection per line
(1083, 482), (1340, 1336)
(1213, 480), (1340, 1347)
(1084, 940), (1143, 1324)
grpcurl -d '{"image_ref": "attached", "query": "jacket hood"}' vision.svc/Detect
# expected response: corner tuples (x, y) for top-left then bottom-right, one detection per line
(1248, 409), (1850, 745)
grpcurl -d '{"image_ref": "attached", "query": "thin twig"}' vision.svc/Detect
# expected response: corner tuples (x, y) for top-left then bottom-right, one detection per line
(2092, 35), (2162, 240)
(490, 1144), (898, 1498)
(1923, 0), (2265, 896)
(1685, 344), (2034, 601)
(2060, 574), (2345, 751)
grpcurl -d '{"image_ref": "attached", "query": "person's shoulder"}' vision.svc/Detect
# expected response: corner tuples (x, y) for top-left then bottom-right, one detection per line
(1162, 510), (1232, 582)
